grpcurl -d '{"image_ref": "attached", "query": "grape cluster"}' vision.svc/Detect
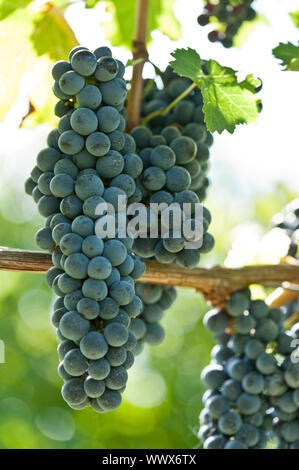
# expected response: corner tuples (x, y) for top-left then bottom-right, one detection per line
(197, 0), (257, 48)
(24, 45), (152, 413)
(141, 69), (213, 202)
(128, 71), (214, 269)
(199, 289), (299, 449)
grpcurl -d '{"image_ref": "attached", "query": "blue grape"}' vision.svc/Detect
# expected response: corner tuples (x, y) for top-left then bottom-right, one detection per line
(58, 273), (82, 294)
(71, 49), (97, 76)
(62, 378), (86, 404)
(142, 166), (166, 191)
(77, 84), (102, 109)
(59, 71), (85, 95)
(108, 130), (125, 152)
(97, 106), (120, 133)
(84, 376), (105, 398)
(95, 56), (118, 82)
(99, 78), (127, 106)
(38, 195), (60, 217)
(99, 297), (119, 320)
(218, 410), (242, 435)
(123, 154), (143, 178)
(58, 339), (77, 359)
(226, 290), (250, 317)
(87, 256), (112, 280)
(50, 174), (74, 198)
(96, 150), (124, 178)
(63, 349), (88, 376)
(75, 174), (104, 200)
(64, 290), (83, 311)
(242, 371), (265, 395)
(105, 366), (128, 390)
(77, 297), (100, 320)
(60, 195), (83, 220)
(166, 167), (191, 192)
(82, 235), (104, 258)
(244, 339), (264, 360)
(204, 435), (226, 449)
(256, 353), (277, 375)
(150, 145), (176, 170)
(60, 233), (83, 255)
(71, 215), (94, 237)
(201, 365), (227, 389)
(64, 253), (89, 279)
(59, 311), (90, 341)
(83, 195), (105, 219)
(104, 322), (129, 347)
(88, 358), (110, 380)
(103, 240), (127, 266)
(86, 131), (111, 157)
(224, 440), (248, 449)
(80, 331), (108, 360)
(70, 108), (98, 136)
(93, 46), (112, 59)
(110, 174), (136, 197)
(54, 158), (79, 179)
(82, 278), (108, 301)
(58, 130), (84, 155)
(236, 393), (261, 415)
(110, 281), (135, 305)
(97, 389), (122, 411)
(37, 148), (62, 172)
(52, 60), (72, 81)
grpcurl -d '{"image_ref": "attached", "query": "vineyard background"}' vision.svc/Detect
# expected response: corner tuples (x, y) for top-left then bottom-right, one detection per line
(0, 0), (298, 449)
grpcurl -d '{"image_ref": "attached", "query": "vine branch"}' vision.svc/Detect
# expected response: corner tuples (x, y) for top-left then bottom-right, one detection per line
(0, 247), (299, 304)
(126, 0), (149, 131)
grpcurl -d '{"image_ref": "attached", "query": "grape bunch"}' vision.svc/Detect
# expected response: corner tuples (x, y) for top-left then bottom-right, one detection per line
(24, 45), (151, 413)
(127, 70), (214, 269)
(197, 0), (257, 48)
(199, 289), (299, 449)
(141, 69), (213, 203)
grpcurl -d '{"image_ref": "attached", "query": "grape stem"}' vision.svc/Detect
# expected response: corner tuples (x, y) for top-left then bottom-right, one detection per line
(141, 82), (196, 125)
(126, 0), (149, 131)
(1, 247), (299, 305)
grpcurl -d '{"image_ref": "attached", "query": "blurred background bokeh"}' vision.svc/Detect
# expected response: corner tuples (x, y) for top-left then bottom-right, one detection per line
(0, 0), (298, 449)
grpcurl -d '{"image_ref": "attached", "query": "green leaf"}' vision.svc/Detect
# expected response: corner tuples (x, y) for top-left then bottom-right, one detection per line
(103, 0), (181, 48)
(290, 8), (299, 28)
(0, 0), (31, 21)
(0, 9), (59, 124)
(170, 48), (261, 134)
(272, 42), (299, 70)
(30, 3), (78, 61)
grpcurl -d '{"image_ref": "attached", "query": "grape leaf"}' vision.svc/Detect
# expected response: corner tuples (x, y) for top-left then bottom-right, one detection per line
(0, 0), (31, 21)
(30, 3), (78, 61)
(103, 0), (181, 48)
(170, 48), (261, 134)
(272, 42), (299, 71)
(290, 9), (299, 28)
(0, 9), (60, 124)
